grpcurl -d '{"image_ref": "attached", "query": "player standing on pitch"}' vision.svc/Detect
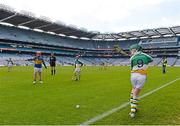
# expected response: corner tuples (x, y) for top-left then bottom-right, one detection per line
(49, 53), (56, 75)
(129, 44), (153, 118)
(6, 58), (14, 72)
(28, 51), (47, 84)
(161, 57), (167, 74)
(72, 55), (83, 81)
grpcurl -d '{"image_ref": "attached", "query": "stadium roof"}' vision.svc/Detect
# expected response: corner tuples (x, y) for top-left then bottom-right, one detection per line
(0, 4), (180, 41)
(93, 26), (180, 40)
(0, 4), (98, 39)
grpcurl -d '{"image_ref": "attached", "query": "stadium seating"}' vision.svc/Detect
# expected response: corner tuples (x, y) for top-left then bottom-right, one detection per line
(0, 24), (179, 66)
(0, 24), (139, 49)
(174, 58), (180, 66)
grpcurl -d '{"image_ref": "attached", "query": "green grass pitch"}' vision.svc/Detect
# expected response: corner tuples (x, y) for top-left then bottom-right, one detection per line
(0, 66), (180, 125)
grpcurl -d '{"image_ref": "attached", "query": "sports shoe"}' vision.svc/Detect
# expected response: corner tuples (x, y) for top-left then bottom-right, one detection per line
(40, 81), (43, 84)
(33, 81), (36, 84)
(129, 112), (136, 118)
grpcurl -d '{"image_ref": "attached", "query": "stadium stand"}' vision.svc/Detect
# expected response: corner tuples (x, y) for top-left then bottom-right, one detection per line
(0, 23), (179, 66)
(174, 58), (180, 66)
(0, 4), (179, 67)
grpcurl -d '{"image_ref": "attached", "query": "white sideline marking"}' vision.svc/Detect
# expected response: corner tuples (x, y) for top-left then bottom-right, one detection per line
(80, 77), (180, 125)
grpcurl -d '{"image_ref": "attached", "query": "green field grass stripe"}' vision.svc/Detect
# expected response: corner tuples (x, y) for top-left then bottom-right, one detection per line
(80, 77), (180, 125)
(139, 77), (180, 99)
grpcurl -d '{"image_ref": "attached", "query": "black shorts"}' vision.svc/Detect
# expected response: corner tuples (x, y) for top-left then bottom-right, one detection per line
(50, 63), (56, 67)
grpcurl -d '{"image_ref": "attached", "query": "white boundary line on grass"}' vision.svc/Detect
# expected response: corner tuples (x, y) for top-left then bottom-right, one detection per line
(80, 77), (180, 125)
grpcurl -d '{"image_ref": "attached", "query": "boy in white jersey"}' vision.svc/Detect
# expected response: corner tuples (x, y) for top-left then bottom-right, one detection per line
(6, 58), (14, 72)
(129, 44), (153, 118)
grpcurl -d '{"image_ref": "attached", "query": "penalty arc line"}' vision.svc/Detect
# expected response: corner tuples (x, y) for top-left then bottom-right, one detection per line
(80, 77), (180, 125)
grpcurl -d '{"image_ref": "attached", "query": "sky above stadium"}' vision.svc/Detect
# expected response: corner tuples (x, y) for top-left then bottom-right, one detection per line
(1, 0), (180, 33)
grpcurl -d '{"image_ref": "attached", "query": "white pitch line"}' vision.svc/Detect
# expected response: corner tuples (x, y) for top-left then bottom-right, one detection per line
(80, 77), (180, 125)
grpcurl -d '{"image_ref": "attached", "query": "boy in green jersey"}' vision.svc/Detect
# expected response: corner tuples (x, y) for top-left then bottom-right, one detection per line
(129, 44), (153, 118)
(72, 55), (83, 81)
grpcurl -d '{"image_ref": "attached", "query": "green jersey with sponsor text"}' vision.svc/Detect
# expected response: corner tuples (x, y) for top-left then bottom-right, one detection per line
(75, 59), (83, 68)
